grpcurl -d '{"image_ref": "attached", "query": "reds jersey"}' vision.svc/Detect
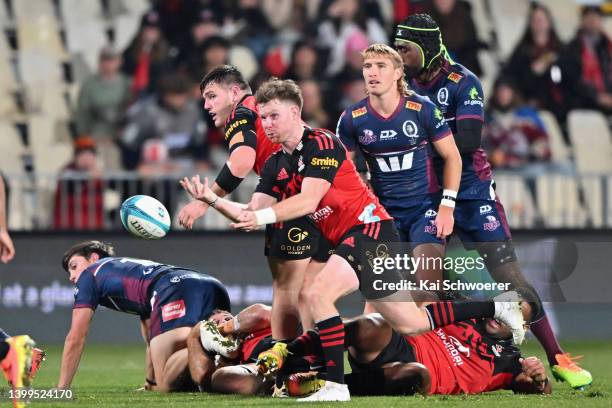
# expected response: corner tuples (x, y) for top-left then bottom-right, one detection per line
(73, 257), (178, 317)
(410, 62), (494, 201)
(337, 94), (451, 210)
(224, 95), (280, 175)
(256, 128), (391, 246)
(407, 319), (522, 394)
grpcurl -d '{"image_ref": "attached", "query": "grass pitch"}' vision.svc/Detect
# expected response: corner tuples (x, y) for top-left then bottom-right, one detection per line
(14, 340), (611, 407)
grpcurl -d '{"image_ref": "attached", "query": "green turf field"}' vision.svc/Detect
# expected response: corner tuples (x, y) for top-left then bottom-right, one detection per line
(10, 341), (611, 407)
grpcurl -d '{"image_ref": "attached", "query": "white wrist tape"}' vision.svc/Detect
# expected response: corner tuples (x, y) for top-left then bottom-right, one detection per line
(254, 208), (277, 225)
(442, 189), (458, 199)
(232, 316), (240, 332)
(440, 198), (456, 208)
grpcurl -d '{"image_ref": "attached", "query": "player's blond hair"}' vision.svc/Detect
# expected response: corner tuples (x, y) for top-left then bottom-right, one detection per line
(361, 43), (412, 97)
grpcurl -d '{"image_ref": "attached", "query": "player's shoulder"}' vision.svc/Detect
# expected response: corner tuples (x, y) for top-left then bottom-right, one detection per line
(404, 92), (435, 113)
(343, 98), (369, 120)
(302, 127), (341, 153)
(445, 63), (482, 90)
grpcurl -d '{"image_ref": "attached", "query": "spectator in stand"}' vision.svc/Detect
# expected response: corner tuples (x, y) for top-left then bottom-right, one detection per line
(564, 6), (612, 114)
(154, 0), (203, 51)
(504, 3), (568, 128)
(184, 35), (231, 84)
(53, 137), (104, 230)
(316, 0), (386, 76)
(425, 0), (483, 76)
(120, 73), (209, 175)
(483, 77), (551, 172)
(225, 0), (275, 60)
(284, 40), (326, 82)
(121, 10), (172, 99)
(174, 6), (223, 68)
(75, 46), (130, 171)
(299, 79), (331, 129)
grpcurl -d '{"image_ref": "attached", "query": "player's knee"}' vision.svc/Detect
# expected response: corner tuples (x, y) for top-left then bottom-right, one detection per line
(477, 240), (517, 272)
(211, 367), (257, 395)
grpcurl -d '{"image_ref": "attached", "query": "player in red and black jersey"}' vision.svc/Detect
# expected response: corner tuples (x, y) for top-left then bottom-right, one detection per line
(283, 302), (551, 397)
(186, 303), (275, 395)
(182, 78), (526, 401)
(178, 65), (331, 343)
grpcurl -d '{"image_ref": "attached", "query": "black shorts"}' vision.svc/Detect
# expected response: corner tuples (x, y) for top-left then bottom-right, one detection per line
(264, 217), (333, 262)
(348, 330), (416, 373)
(334, 220), (406, 299)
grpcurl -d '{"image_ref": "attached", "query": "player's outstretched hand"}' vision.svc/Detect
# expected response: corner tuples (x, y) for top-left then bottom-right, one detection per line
(180, 175), (216, 203)
(434, 205), (454, 239)
(230, 210), (259, 232)
(520, 357), (548, 384)
(0, 228), (15, 263)
(178, 201), (209, 229)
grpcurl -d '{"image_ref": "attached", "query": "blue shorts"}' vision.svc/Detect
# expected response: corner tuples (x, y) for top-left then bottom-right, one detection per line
(148, 270), (230, 340)
(387, 199), (445, 247)
(453, 196), (512, 249)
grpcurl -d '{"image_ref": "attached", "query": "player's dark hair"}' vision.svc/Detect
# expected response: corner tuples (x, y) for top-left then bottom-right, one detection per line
(255, 77), (303, 110)
(62, 241), (115, 272)
(199, 65), (251, 94)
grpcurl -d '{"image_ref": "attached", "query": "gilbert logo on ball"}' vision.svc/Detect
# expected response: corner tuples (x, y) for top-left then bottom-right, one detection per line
(120, 195), (170, 239)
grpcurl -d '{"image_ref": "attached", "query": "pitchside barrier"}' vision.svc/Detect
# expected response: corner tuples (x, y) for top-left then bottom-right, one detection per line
(0, 230), (611, 344)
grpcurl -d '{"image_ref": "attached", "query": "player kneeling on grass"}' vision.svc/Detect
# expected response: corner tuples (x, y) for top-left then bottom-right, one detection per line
(264, 301), (550, 397)
(182, 77), (526, 401)
(58, 241), (230, 392)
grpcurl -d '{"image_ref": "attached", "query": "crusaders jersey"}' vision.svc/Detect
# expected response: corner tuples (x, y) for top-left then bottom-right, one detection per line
(224, 95), (280, 175)
(240, 327), (273, 364)
(410, 62), (495, 201)
(337, 94), (451, 210)
(407, 319), (522, 394)
(256, 128), (391, 246)
(73, 257), (179, 317)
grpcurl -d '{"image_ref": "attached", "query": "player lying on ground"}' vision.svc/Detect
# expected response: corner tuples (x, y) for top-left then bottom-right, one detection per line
(393, 13), (591, 388)
(337, 44), (461, 292)
(179, 65), (331, 343)
(58, 241), (230, 392)
(259, 301), (551, 397)
(181, 77), (526, 401)
(186, 303), (279, 395)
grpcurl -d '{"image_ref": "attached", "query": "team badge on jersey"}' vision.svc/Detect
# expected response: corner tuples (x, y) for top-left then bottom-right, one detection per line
(447, 72), (463, 83)
(359, 129), (377, 145)
(405, 101), (422, 111)
(437, 87), (449, 106)
(352, 106), (367, 118)
(483, 215), (500, 231)
(402, 120), (419, 141)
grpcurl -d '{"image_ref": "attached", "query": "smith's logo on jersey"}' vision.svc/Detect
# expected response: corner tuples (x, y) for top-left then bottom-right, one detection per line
(311, 157), (338, 168)
(225, 119), (247, 139)
(405, 101), (422, 111)
(447, 72), (463, 83)
(352, 106), (367, 118)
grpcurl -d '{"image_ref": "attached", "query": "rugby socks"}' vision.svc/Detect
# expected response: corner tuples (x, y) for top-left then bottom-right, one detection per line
(530, 315), (564, 366)
(425, 301), (495, 329)
(287, 330), (322, 357)
(315, 316), (345, 384)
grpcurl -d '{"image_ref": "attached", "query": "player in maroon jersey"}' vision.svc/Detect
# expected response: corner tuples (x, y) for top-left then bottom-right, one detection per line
(179, 65), (331, 343)
(182, 78), (526, 401)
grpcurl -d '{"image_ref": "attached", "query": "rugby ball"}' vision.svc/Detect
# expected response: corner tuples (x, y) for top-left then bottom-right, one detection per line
(120, 195), (170, 239)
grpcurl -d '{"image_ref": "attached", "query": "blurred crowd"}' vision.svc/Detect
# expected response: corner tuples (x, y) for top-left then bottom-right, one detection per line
(49, 0), (611, 228)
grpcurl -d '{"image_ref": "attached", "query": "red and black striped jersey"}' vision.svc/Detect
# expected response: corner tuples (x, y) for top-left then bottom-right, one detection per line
(407, 319), (522, 394)
(256, 127), (391, 246)
(224, 95), (280, 175)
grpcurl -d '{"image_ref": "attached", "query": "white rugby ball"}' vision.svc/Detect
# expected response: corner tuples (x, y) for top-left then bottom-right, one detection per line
(120, 195), (170, 239)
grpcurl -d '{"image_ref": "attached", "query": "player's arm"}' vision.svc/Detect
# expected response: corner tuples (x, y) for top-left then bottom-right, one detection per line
(218, 303), (272, 336)
(511, 357), (552, 394)
(337, 110), (370, 181)
(178, 109), (257, 228)
(454, 78), (485, 154)
(0, 175), (15, 263)
(186, 323), (216, 389)
(426, 105), (461, 239)
(139, 318), (156, 390)
(58, 307), (95, 388)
